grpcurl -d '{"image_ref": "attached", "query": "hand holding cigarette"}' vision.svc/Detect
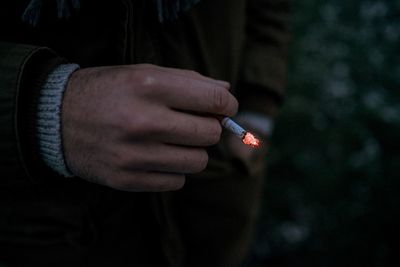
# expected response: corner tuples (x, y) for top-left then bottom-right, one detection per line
(61, 64), (238, 192)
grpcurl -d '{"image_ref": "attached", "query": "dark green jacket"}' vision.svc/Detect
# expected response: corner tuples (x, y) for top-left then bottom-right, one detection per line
(0, 0), (290, 266)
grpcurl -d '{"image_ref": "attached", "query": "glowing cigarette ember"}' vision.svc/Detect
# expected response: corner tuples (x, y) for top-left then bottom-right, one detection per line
(220, 117), (260, 148)
(242, 132), (260, 147)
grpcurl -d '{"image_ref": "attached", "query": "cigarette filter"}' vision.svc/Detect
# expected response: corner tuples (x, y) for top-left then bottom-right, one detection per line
(221, 117), (246, 138)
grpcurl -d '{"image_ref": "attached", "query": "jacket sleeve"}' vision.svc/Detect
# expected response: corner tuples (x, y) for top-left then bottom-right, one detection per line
(0, 42), (65, 186)
(238, 0), (291, 116)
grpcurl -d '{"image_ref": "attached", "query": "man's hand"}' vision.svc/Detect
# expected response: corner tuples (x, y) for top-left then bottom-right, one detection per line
(61, 64), (238, 192)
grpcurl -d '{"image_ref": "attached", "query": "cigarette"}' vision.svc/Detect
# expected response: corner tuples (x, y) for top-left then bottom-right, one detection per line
(221, 117), (246, 138)
(220, 117), (260, 148)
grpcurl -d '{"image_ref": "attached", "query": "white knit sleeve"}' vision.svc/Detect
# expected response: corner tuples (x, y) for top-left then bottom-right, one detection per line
(36, 63), (80, 177)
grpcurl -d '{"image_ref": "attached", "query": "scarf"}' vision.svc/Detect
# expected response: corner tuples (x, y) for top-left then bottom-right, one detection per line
(22, 0), (200, 26)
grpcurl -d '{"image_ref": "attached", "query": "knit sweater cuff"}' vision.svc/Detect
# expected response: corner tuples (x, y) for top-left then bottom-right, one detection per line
(36, 63), (80, 177)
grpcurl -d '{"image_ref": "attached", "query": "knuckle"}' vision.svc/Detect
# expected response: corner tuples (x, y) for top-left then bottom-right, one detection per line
(205, 123), (222, 145)
(173, 68), (200, 78)
(231, 97), (239, 116)
(115, 109), (137, 134)
(136, 71), (158, 89)
(160, 120), (179, 136)
(114, 149), (140, 171)
(141, 72), (158, 87)
(186, 69), (201, 77)
(210, 87), (230, 113)
(189, 70), (199, 75)
(145, 119), (174, 138)
(127, 114), (155, 136)
(127, 68), (159, 94)
(190, 150), (209, 173)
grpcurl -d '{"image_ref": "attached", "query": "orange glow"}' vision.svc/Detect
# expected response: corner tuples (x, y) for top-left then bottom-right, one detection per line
(242, 132), (260, 148)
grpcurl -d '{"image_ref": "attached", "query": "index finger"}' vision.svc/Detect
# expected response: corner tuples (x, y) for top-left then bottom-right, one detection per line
(156, 74), (239, 117)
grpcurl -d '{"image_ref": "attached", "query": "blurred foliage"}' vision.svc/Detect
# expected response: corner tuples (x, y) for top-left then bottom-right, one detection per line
(246, 0), (400, 266)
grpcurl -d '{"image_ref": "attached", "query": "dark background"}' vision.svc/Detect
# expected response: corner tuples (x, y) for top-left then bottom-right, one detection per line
(245, 0), (400, 266)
